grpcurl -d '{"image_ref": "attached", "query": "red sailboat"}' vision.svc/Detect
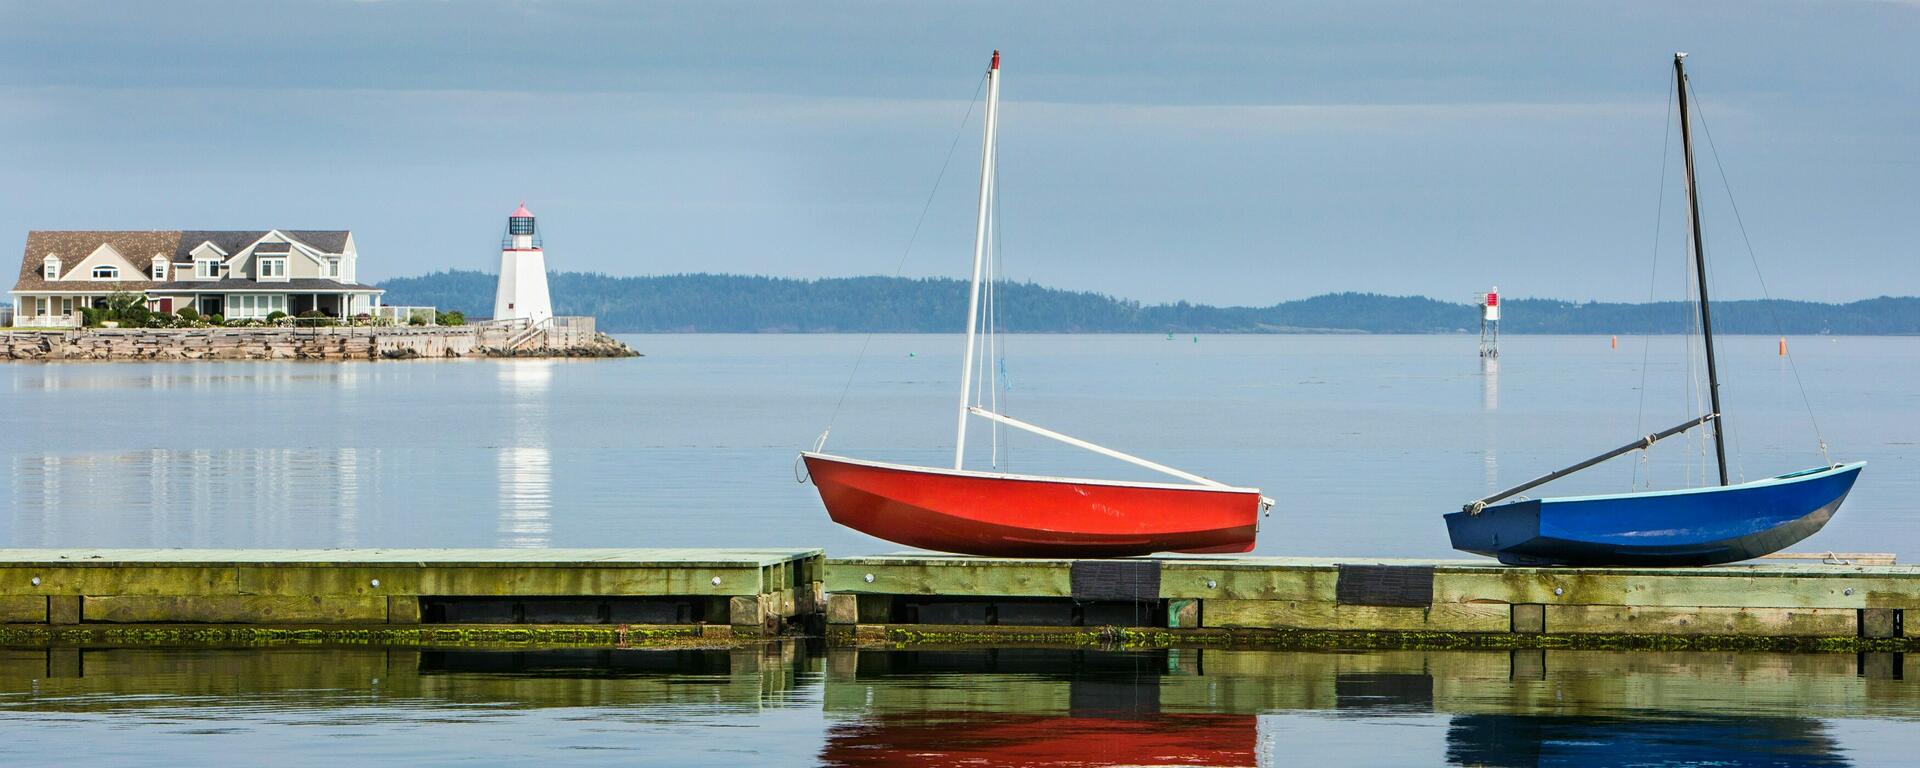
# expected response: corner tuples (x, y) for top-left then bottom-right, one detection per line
(801, 52), (1268, 558)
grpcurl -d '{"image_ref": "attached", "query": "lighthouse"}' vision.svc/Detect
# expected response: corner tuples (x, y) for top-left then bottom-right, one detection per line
(492, 203), (553, 323)
(1478, 286), (1500, 359)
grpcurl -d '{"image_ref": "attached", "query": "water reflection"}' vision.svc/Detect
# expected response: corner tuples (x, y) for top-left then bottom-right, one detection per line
(7, 448), (372, 547)
(1447, 713), (1847, 767)
(496, 361), (554, 547)
(3, 645), (1916, 765)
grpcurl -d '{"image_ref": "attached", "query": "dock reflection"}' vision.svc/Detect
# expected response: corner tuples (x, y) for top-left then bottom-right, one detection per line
(0, 645), (1910, 765)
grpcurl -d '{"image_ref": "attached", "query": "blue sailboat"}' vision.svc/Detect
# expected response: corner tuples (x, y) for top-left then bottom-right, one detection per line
(1446, 54), (1864, 567)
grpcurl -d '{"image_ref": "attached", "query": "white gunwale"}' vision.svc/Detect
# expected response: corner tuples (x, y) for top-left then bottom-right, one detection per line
(802, 451), (1261, 495)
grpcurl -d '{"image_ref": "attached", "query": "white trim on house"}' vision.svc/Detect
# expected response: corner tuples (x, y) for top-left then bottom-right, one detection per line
(42, 256), (59, 280)
(151, 259), (168, 281)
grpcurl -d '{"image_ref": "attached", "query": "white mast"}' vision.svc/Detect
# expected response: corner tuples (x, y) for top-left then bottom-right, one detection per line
(954, 50), (1001, 470)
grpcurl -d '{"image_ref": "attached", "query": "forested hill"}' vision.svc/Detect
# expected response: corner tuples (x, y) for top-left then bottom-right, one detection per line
(378, 270), (1920, 334)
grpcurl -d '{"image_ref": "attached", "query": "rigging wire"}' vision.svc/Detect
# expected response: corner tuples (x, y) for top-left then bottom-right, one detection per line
(816, 73), (989, 450)
(1633, 72), (1676, 491)
(1684, 78), (1831, 465)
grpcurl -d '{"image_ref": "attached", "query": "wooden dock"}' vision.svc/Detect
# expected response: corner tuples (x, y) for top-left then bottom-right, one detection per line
(824, 554), (1918, 652)
(0, 549), (821, 646)
(5, 549), (1916, 651)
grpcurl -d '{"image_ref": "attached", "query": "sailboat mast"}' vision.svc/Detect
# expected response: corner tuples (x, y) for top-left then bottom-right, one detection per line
(1674, 52), (1730, 486)
(955, 50), (1002, 470)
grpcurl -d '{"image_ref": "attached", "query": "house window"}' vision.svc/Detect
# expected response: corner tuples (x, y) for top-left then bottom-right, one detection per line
(92, 265), (119, 279)
(152, 261), (168, 280)
(35, 297), (48, 316)
(196, 260), (220, 279)
(259, 258), (287, 279)
(61, 298), (73, 315)
(228, 294), (287, 319)
(43, 259), (60, 280)
(324, 259), (340, 278)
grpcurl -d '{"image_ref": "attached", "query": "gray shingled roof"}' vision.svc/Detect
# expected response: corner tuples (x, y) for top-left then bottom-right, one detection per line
(171, 230), (349, 261)
(11, 230), (178, 293)
(149, 278), (382, 293)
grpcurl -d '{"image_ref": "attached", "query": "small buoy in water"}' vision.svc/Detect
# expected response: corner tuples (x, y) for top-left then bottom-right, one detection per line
(1611, 335), (1617, 350)
(1192, 336), (1198, 343)
(1779, 337), (1787, 356)
(908, 352), (915, 358)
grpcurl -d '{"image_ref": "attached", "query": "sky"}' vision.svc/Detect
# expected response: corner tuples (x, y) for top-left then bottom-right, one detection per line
(0, 1), (1914, 305)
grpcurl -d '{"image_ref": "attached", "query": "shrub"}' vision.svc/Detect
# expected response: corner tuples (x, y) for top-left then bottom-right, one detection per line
(266, 311), (287, 322)
(298, 309), (326, 319)
(150, 311), (177, 328)
(436, 310), (466, 326)
(407, 314), (427, 326)
(208, 314), (224, 326)
(178, 306), (201, 323)
(79, 307), (102, 327)
(120, 305), (153, 328)
(105, 291), (145, 316)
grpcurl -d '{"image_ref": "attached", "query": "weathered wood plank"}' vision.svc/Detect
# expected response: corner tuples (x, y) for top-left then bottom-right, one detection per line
(1432, 570), (1920, 610)
(825, 561), (1072, 597)
(82, 596), (388, 624)
(387, 596), (421, 625)
(0, 596), (45, 623)
(48, 596), (80, 624)
(1544, 605), (1858, 637)
(1205, 600), (1510, 633)
(826, 594), (859, 625)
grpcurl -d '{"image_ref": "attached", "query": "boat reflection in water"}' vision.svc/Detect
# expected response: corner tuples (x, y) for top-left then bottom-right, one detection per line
(1448, 713), (1847, 767)
(821, 649), (1256, 767)
(1, 644), (1907, 765)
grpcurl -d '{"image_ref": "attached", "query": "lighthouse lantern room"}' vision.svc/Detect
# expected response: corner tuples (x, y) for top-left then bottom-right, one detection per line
(493, 203), (553, 324)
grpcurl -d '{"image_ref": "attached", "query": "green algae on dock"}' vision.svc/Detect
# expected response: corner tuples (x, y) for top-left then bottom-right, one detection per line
(0, 548), (823, 646)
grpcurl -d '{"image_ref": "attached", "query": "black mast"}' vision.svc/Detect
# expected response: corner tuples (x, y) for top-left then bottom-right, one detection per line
(1674, 52), (1730, 486)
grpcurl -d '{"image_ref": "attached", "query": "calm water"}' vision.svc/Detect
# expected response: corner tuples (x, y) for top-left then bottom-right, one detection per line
(3, 334), (1919, 764)
(2, 334), (1914, 556)
(4, 644), (1920, 766)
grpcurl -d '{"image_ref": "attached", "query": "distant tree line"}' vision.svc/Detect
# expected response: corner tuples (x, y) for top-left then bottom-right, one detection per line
(376, 270), (1920, 335)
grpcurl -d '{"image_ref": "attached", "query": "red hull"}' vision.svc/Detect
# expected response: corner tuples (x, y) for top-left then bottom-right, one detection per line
(802, 453), (1260, 557)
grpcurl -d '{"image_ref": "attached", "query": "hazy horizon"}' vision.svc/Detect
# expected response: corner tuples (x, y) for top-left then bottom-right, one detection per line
(3, 1), (1915, 305)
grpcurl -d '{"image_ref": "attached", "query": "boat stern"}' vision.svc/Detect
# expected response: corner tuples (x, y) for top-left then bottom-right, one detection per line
(1445, 499), (1545, 562)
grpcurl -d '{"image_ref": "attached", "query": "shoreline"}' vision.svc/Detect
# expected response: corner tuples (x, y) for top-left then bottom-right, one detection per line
(0, 324), (638, 361)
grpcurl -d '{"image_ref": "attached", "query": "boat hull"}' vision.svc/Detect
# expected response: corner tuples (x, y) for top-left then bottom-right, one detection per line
(802, 453), (1261, 558)
(1444, 462), (1863, 566)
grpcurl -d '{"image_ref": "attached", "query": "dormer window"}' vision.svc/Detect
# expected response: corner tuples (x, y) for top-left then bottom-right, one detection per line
(152, 260), (168, 280)
(43, 258), (59, 280)
(91, 265), (120, 280)
(258, 257), (287, 280)
(324, 258), (340, 278)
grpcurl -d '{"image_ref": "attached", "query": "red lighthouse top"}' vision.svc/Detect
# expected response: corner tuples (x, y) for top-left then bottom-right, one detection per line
(510, 202), (534, 218)
(990, 50), (999, 70)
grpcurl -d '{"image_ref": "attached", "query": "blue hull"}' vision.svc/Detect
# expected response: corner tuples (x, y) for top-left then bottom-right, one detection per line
(1445, 462), (1864, 566)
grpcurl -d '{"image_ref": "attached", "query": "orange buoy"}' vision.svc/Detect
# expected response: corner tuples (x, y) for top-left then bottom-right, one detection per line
(1611, 335), (1617, 349)
(1779, 337), (1787, 356)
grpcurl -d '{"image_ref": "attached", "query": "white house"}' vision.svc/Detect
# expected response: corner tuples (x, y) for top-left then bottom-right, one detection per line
(10, 230), (383, 327)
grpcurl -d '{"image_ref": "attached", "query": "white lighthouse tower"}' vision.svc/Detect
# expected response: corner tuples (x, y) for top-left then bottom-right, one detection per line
(492, 203), (553, 323)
